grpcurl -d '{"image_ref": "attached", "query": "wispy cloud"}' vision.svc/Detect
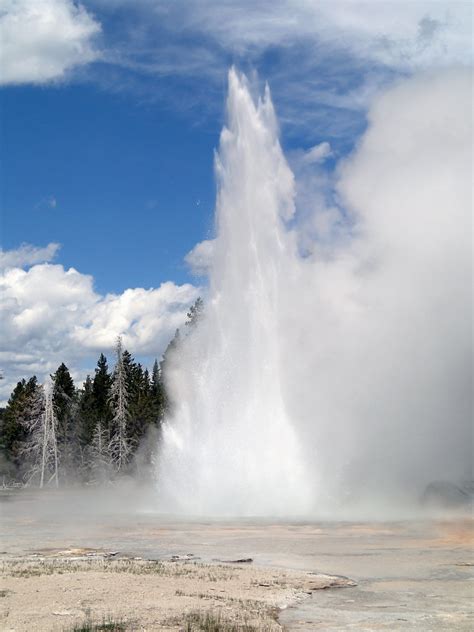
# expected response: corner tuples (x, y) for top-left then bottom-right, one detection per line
(0, 242), (60, 270)
(97, 0), (470, 67)
(3, 1), (470, 142)
(82, 1), (471, 140)
(35, 195), (58, 210)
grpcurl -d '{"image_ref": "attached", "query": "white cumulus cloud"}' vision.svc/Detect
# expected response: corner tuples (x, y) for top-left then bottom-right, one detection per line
(0, 248), (199, 403)
(301, 141), (332, 165)
(0, 0), (101, 85)
(185, 239), (215, 276)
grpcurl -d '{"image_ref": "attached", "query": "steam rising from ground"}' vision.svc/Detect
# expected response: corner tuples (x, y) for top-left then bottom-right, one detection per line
(158, 68), (472, 517)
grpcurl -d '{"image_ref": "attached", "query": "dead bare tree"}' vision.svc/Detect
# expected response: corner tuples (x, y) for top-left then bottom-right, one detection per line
(40, 386), (59, 488)
(89, 419), (112, 482)
(21, 382), (59, 488)
(109, 337), (131, 472)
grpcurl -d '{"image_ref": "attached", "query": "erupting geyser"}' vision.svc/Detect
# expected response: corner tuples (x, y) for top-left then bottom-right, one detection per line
(158, 69), (313, 515)
(157, 68), (471, 517)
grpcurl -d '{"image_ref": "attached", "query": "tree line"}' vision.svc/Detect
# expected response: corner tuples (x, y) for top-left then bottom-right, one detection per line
(0, 298), (203, 488)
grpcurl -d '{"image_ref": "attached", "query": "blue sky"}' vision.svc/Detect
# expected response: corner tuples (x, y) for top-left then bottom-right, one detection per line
(0, 0), (401, 292)
(1, 36), (370, 293)
(2, 81), (219, 292)
(0, 0), (471, 400)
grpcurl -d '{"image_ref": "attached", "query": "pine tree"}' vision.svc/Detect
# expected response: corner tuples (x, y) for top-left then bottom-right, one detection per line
(127, 365), (155, 446)
(78, 376), (96, 446)
(84, 357), (114, 483)
(143, 368), (151, 392)
(125, 355), (141, 404)
(120, 349), (140, 452)
(151, 359), (160, 394)
(151, 359), (165, 424)
(0, 377), (38, 480)
(109, 337), (131, 472)
(185, 297), (204, 328)
(52, 363), (75, 425)
(0, 381), (26, 459)
(160, 329), (181, 415)
(51, 363), (77, 480)
(76, 375), (97, 480)
(92, 353), (112, 434)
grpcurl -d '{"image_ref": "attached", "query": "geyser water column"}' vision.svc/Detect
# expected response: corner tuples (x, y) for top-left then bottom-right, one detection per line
(158, 69), (313, 516)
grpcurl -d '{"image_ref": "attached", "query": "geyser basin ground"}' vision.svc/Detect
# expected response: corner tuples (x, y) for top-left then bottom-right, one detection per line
(1, 489), (472, 630)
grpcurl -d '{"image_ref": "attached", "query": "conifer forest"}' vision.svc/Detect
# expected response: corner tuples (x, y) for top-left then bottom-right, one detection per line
(0, 299), (203, 487)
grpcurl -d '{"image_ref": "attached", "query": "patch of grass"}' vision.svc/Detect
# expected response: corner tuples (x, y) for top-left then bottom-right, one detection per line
(67, 617), (127, 631)
(197, 567), (236, 582)
(0, 589), (11, 597)
(181, 611), (279, 632)
(0, 557), (197, 578)
(2, 560), (57, 577)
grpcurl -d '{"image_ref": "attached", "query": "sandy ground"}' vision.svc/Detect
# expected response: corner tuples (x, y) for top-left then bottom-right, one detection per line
(0, 549), (354, 631)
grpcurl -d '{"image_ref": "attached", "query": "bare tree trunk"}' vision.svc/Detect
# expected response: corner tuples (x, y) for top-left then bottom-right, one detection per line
(109, 337), (131, 472)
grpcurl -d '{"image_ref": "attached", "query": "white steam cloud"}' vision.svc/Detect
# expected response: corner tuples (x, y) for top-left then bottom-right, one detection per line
(287, 69), (472, 507)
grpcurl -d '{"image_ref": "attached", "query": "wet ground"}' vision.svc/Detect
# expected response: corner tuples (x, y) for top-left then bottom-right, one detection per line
(0, 488), (472, 630)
